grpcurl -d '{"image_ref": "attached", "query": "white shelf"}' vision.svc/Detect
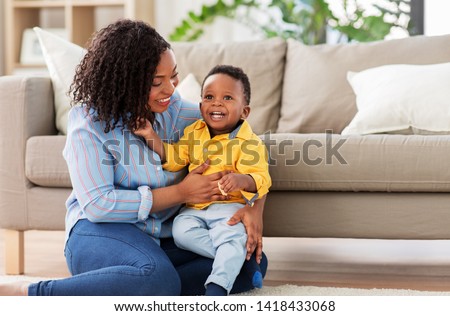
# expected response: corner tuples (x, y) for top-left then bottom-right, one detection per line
(4, 0), (155, 75)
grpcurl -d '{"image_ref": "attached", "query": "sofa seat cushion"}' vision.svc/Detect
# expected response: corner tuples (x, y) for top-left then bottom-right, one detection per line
(27, 133), (450, 193)
(266, 133), (450, 192)
(26, 135), (71, 187)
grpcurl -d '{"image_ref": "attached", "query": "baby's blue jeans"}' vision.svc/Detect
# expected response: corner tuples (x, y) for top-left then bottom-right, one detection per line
(173, 203), (248, 294)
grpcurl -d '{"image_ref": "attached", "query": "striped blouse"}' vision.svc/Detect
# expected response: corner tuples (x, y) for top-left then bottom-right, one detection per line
(62, 91), (201, 243)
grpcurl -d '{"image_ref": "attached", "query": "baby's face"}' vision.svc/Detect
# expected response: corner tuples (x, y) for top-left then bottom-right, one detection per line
(200, 73), (249, 137)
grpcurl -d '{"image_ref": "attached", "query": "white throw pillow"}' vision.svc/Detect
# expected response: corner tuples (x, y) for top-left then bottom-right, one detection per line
(176, 73), (201, 104)
(341, 62), (450, 135)
(34, 27), (86, 135)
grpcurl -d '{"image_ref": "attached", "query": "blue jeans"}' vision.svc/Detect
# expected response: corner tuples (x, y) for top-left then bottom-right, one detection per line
(28, 219), (267, 296)
(173, 203), (247, 293)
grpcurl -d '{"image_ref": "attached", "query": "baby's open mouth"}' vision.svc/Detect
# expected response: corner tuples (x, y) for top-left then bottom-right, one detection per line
(210, 111), (225, 120)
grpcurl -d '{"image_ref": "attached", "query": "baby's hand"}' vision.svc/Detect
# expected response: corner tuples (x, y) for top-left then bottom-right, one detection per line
(133, 118), (154, 139)
(218, 173), (252, 195)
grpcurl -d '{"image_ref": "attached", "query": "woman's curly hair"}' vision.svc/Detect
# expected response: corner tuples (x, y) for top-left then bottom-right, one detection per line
(69, 19), (171, 133)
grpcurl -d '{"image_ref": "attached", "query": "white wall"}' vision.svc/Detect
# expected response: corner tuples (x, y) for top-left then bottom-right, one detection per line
(0, 0), (4, 76)
(424, 0), (450, 35)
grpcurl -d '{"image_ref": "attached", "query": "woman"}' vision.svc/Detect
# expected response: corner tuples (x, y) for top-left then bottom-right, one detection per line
(0, 19), (267, 296)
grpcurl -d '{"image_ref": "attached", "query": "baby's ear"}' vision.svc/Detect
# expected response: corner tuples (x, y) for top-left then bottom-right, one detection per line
(241, 105), (250, 119)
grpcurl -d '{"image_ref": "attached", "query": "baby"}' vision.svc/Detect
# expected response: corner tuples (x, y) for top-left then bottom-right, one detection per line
(135, 65), (271, 296)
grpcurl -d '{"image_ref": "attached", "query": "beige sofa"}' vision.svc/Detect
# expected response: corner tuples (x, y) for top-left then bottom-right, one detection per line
(2, 34), (450, 275)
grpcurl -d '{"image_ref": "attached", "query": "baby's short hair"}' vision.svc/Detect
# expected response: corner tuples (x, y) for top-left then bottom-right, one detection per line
(202, 65), (251, 105)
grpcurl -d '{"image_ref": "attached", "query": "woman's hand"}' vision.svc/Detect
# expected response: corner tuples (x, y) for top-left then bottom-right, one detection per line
(177, 160), (230, 204)
(227, 195), (266, 263)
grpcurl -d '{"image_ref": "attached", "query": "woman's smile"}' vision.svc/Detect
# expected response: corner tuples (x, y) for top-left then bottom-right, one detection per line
(156, 97), (171, 107)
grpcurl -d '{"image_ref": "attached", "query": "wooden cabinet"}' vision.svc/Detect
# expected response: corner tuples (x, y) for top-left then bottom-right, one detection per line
(4, 0), (155, 74)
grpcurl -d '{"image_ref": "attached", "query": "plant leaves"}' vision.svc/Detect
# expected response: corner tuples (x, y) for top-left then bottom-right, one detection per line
(168, 0), (412, 44)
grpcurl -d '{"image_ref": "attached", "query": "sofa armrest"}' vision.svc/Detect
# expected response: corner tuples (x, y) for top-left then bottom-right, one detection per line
(0, 76), (57, 230)
(0, 76), (57, 137)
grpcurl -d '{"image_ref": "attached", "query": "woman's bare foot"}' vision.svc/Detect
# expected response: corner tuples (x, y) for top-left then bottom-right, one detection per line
(0, 281), (30, 296)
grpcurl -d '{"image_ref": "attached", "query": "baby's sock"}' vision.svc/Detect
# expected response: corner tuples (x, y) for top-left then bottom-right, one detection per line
(242, 253), (263, 288)
(205, 283), (227, 296)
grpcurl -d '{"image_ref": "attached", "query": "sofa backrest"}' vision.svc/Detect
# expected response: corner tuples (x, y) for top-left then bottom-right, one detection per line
(171, 38), (286, 135)
(278, 34), (450, 134)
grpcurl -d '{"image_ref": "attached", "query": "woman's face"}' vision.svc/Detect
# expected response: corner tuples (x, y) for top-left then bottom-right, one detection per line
(149, 49), (179, 113)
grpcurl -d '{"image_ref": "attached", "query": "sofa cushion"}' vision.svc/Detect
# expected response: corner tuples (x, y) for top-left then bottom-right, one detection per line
(176, 73), (201, 104)
(342, 62), (450, 135)
(27, 133), (450, 193)
(26, 136), (71, 188)
(278, 35), (450, 134)
(34, 27), (86, 135)
(265, 133), (450, 192)
(171, 38), (286, 135)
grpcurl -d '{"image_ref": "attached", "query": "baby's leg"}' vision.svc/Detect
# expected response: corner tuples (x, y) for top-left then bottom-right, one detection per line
(204, 203), (248, 295)
(172, 208), (216, 259)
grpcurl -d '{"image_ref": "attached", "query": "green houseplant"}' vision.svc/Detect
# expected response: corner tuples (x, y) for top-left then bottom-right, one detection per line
(169, 0), (413, 44)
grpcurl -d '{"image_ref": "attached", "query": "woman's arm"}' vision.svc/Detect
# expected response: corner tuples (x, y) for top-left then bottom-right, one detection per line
(64, 108), (222, 222)
(63, 108), (151, 223)
(227, 194), (266, 263)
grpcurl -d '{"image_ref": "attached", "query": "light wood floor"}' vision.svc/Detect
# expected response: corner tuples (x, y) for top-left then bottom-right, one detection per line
(3, 229), (450, 291)
(0, 230), (70, 278)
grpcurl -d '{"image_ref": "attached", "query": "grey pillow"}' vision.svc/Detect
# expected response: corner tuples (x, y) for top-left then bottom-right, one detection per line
(172, 38), (287, 135)
(278, 35), (450, 134)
